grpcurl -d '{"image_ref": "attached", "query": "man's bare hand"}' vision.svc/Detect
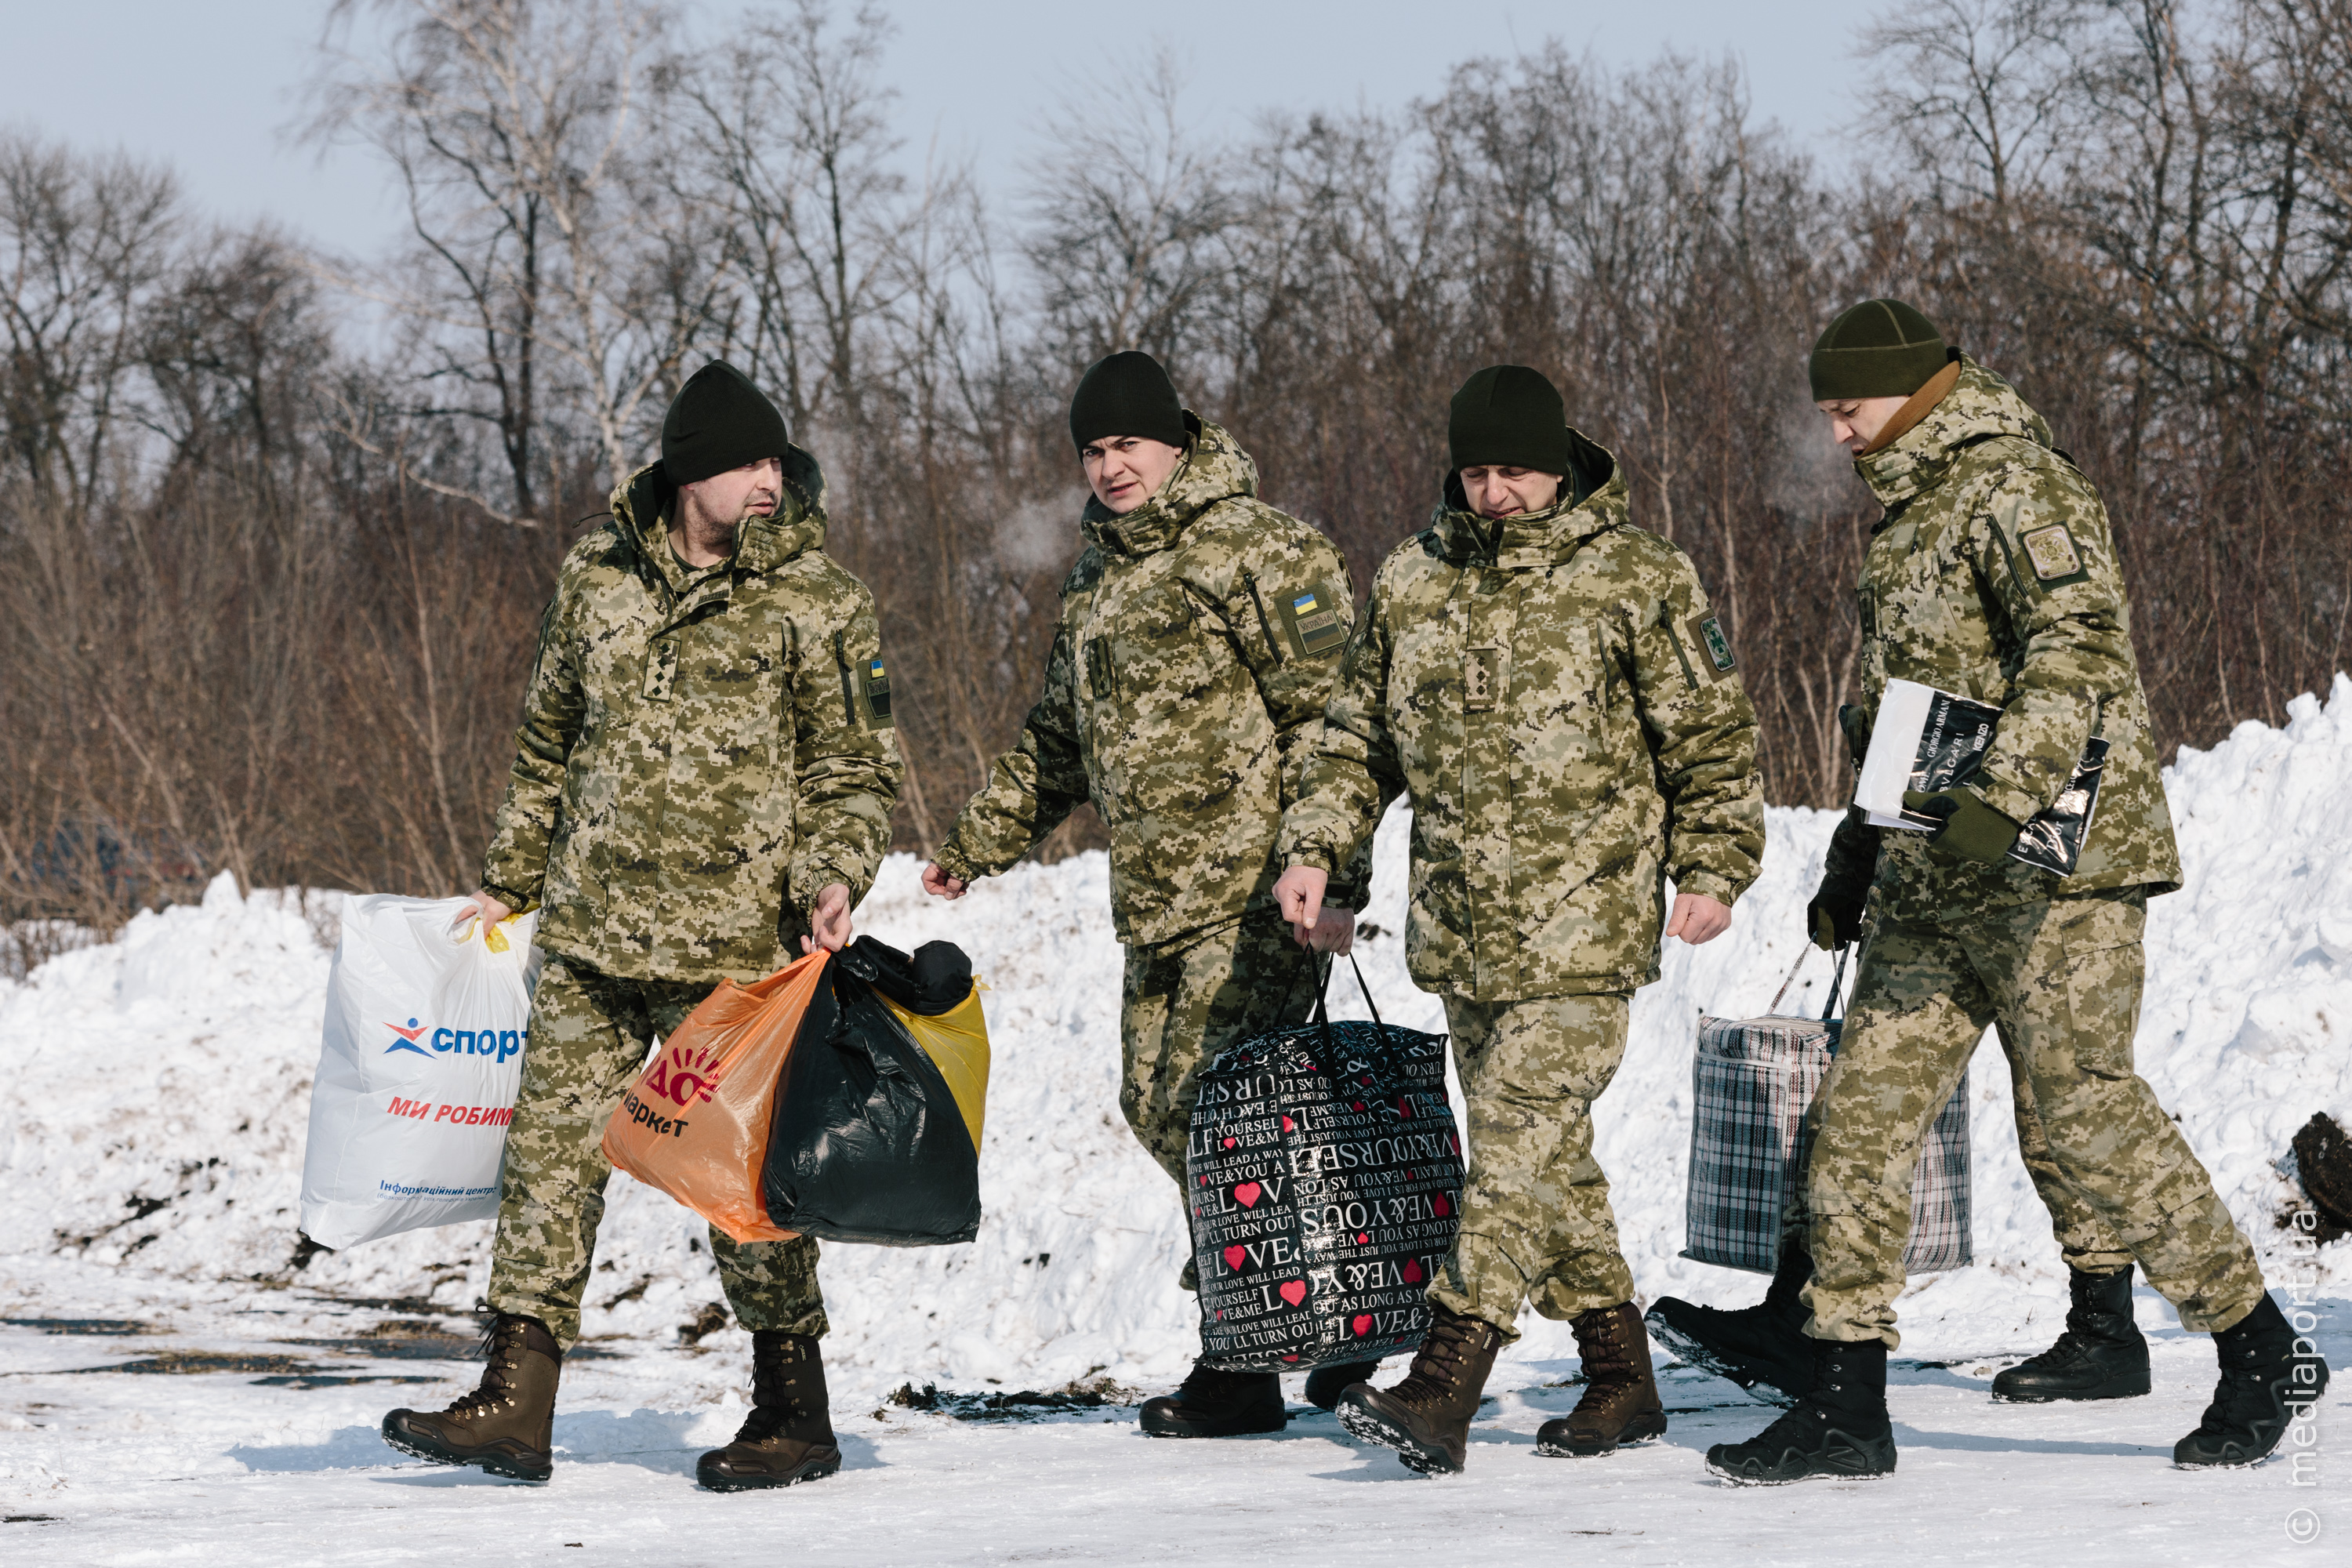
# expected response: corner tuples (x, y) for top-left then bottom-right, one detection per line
(1664, 891), (1732, 946)
(1302, 904), (1356, 955)
(920, 862), (968, 901)
(456, 890), (512, 931)
(802, 883), (854, 953)
(1274, 864), (1328, 948)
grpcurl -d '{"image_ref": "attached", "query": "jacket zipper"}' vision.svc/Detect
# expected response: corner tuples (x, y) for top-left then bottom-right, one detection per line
(832, 629), (860, 726)
(1240, 569), (1283, 662)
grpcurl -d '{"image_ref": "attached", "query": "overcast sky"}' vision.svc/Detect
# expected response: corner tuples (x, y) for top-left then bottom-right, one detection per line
(8, 0), (1889, 260)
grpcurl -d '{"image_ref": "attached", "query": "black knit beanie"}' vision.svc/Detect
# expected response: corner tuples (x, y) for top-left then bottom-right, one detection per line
(1069, 350), (1187, 452)
(1808, 300), (1949, 401)
(662, 361), (791, 486)
(1448, 365), (1575, 475)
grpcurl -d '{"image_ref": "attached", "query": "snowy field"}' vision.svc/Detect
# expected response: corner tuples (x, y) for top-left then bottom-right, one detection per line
(6, 681), (2352, 1566)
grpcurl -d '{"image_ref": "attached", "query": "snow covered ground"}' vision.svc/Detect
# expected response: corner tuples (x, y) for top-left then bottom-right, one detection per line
(5, 681), (2352, 1565)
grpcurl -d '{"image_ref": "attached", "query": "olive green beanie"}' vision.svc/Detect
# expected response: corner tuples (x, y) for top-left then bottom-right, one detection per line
(662, 360), (791, 485)
(1448, 365), (1574, 475)
(1808, 299), (1949, 401)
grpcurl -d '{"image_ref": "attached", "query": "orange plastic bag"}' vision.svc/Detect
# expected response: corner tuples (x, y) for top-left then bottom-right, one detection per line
(601, 949), (828, 1243)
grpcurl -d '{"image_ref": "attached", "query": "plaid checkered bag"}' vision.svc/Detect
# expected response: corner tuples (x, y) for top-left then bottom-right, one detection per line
(1684, 947), (1972, 1275)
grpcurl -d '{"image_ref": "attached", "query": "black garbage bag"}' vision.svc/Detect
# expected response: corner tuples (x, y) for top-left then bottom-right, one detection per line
(760, 936), (984, 1247)
(1187, 954), (1462, 1371)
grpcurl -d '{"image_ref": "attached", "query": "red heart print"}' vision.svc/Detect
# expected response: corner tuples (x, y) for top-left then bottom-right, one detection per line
(1221, 1136), (1237, 1149)
(1225, 1245), (1247, 1270)
(1356, 1232), (1370, 1244)
(1283, 1354), (1300, 1363)
(1399, 1098), (1413, 1118)
(1352, 1101), (1366, 1111)
(1403, 1259), (1423, 1283)
(1352, 1314), (1373, 1337)
(1280, 1114), (1295, 1132)
(1432, 1194), (1451, 1218)
(1279, 1279), (1307, 1307)
(1234, 1181), (1261, 1208)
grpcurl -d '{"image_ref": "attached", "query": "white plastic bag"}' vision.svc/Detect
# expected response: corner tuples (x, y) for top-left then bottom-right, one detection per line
(299, 895), (541, 1249)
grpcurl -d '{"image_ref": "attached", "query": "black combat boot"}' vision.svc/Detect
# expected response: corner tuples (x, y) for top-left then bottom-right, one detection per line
(1535, 1301), (1668, 1457)
(1302, 1359), (1381, 1414)
(1335, 1303), (1508, 1474)
(2175, 1294), (2332, 1468)
(1991, 1265), (2151, 1402)
(1705, 1336), (1896, 1486)
(1139, 1359), (1287, 1438)
(697, 1331), (843, 1490)
(1647, 1239), (1812, 1406)
(381, 1313), (562, 1482)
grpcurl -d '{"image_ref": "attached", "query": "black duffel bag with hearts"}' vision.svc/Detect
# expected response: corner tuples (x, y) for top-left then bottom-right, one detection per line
(1185, 954), (1463, 1372)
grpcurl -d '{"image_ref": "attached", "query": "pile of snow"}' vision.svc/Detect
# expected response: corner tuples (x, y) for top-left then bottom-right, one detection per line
(5, 681), (2351, 1390)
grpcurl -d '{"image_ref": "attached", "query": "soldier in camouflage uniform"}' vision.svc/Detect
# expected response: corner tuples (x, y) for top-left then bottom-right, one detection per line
(380, 361), (902, 1493)
(1273, 365), (1766, 1474)
(1703, 301), (2327, 1486)
(921, 351), (1367, 1438)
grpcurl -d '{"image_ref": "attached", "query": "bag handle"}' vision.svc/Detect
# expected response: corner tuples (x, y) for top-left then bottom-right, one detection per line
(1822, 946), (1849, 1023)
(1765, 942), (1851, 1023)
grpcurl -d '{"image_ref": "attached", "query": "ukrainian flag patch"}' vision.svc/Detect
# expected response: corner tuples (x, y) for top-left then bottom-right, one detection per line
(864, 656), (893, 722)
(1281, 587), (1346, 656)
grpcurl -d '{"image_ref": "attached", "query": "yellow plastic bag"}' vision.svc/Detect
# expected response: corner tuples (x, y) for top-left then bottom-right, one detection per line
(879, 982), (992, 1154)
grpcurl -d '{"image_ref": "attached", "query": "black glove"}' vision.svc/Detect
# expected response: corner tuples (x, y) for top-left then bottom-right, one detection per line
(1902, 786), (2024, 866)
(1838, 702), (1873, 773)
(1807, 806), (1880, 951)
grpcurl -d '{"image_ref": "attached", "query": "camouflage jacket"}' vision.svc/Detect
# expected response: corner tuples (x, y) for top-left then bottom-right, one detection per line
(1279, 434), (1766, 1002)
(933, 416), (1365, 949)
(1851, 356), (2180, 921)
(480, 451), (903, 982)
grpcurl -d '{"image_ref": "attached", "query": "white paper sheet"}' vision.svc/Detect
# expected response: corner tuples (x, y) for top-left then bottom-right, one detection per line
(1854, 677), (1936, 829)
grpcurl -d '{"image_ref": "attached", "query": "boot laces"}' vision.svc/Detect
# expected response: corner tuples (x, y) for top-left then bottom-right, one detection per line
(1389, 1312), (1486, 1406)
(443, 1318), (532, 1418)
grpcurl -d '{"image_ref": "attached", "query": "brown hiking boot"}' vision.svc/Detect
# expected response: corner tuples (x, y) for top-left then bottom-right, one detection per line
(1334, 1304), (1507, 1474)
(1536, 1301), (1668, 1457)
(696, 1331), (843, 1492)
(381, 1314), (561, 1482)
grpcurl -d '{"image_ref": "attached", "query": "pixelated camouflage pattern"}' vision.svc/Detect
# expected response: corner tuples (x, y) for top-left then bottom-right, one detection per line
(1279, 439), (1766, 1002)
(481, 451), (902, 983)
(1118, 904), (1312, 1190)
(1795, 891), (2264, 1348)
(1430, 990), (1637, 1337)
(488, 956), (826, 1349)
(1852, 357), (2180, 923)
(934, 416), (1367, 946)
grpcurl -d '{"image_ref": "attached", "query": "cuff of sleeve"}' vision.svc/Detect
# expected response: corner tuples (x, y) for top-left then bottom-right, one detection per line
(930, 843), (980, 884)
(1966, 775), (2041, 830)
(479, 880), (539, 914)
(1671, 868), (1744, 906)
(1281, 841), (1343, 877)
(793, 858), (865, 908)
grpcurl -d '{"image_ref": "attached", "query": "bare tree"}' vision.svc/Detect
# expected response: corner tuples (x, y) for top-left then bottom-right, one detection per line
(1860, 0), (2103, 205)
(306, 0), (724, 515)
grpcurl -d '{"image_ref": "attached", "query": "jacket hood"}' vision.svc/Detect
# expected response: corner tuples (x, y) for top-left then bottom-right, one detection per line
(1078, 412), (1258, 558)
(1430, 426), (1627, 568)
(1853, 355), (2054, 511)
(608, 443), (829, 589)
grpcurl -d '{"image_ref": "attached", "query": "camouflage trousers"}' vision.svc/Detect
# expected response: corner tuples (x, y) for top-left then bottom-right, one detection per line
(487, 955), (826, 1350)
(1121, 905), (1316, 1290)
(1796, 889), (2266, 1348)
(1429, 992), (1636, 1338)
